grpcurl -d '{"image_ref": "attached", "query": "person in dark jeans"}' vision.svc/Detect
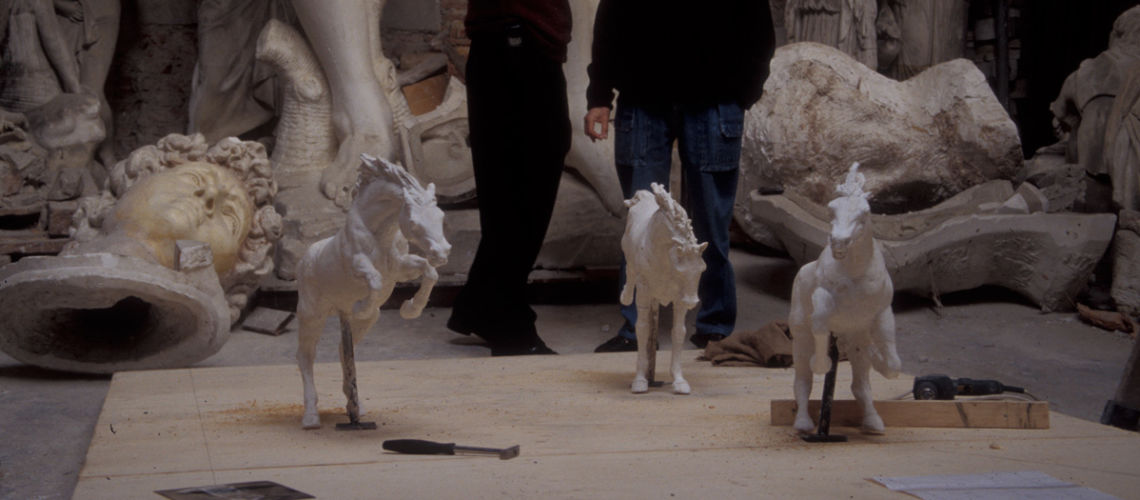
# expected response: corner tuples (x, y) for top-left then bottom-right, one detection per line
(446, 1), (572, 356)
(584, 0), (776, 352)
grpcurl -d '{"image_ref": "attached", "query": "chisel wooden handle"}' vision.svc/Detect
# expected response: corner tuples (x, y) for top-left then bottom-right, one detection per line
(382, 439), (456, 455)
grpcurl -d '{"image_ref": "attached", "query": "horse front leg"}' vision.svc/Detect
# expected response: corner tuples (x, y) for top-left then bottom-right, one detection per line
(297, 312), (324, 429)
(850, 345), (885, 434)
(868, 309), (902, 379)
(398, 255), (437, 319)
(809, 287), (836, 375)
(351, 253), (385, 319)
(631, 293), (655, 394)
(669, 304), (690, 395)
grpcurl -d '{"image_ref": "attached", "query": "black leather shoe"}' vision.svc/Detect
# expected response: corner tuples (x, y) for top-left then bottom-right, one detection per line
(490, 340), (558, 357)
(594, 334), (637, 353)
(689, 332), (727, 349)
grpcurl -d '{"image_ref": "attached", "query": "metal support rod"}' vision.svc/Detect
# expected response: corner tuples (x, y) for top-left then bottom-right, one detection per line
(336, 317), (376, 430)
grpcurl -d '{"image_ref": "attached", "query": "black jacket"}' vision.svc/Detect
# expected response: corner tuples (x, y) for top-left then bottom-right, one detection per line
(585, 0), (776, 110)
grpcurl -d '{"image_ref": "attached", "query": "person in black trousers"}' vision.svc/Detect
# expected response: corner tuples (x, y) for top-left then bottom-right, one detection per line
(446, 0), (573, 356)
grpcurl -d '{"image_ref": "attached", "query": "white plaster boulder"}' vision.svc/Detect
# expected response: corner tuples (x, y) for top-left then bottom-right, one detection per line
(751, 181), (1117, 312)
(1113, 210), (1140, 319)
(737, 42), (1024, 244)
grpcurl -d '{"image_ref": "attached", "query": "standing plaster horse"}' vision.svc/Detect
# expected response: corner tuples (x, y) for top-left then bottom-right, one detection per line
(621, 183), (707, 394)
(295, 154), (450, 429)
(789, 163), (902, 434)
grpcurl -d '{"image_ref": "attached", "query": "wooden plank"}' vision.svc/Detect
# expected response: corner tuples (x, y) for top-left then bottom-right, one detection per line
(770, 399), (1050, 429)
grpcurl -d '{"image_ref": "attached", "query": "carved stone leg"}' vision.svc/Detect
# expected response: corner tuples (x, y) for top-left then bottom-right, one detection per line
(292, 0), (397, 207)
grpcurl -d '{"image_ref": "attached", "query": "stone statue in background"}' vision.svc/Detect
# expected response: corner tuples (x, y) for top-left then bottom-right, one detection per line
(875, 0), (967, 80)
(295, 154), (449, 429)
(0, 0), (82, 112)
(0, 133), (282, 373)
(189, 0), (294, 143)
(291, 0), (398, 208)
(23, 91), (104, 199)
(52, 0), (119, 169)
(789, 164), (901, 435)
(70, 133), (281, 319)
(1051, 6), (1140, 188)
(785, 0), (877, 69)
(1086, 6), (1140, 212)
(620, 183), (706, 395)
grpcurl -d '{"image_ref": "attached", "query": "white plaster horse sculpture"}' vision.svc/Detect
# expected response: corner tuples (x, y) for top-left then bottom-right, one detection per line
(621, 183), (707, 394)
(295, 154), (450, 429)
(789, 163), (902, 434)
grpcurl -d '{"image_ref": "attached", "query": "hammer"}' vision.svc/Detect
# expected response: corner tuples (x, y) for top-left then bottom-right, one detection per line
(382, 439), (520, 460)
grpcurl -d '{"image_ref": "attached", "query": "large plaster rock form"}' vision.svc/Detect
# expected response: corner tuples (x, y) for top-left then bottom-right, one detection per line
(255, 19), (343, 280)
(751, 186), (1117, 312)
(1112, 210), (1140, 319)
(68, 133), (282, 322)
(564, 0), (625, 216)
(439, 173), (623, 277)
(0, 249), (230, 373)
(739, 42), (1023, 225)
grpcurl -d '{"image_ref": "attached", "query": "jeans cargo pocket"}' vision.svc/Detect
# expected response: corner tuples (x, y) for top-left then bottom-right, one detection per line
(701, 102), (744, 172)
(614, 104), (640, 167)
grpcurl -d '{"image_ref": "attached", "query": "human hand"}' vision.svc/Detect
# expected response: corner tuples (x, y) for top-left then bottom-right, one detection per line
(584, 106), (611, 142)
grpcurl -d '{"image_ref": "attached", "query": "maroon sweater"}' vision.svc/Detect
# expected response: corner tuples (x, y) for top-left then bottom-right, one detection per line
(465, 0), (572, 62)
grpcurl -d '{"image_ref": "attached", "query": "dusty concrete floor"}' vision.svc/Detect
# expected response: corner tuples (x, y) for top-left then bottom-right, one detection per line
(1, 249), (1135, 500)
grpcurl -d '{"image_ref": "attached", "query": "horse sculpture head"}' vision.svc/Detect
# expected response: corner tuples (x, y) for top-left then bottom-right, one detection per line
(359, 154), (450, 267)
(651, 183), (707, 310)
(827, 162), (871, 260)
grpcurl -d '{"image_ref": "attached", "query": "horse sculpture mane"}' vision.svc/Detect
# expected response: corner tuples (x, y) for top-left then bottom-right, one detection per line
(356, 153), (433, 207)
(649, 183), (701, 251)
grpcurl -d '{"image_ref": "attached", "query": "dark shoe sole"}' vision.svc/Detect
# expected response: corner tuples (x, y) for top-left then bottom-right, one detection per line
(594, 334), (638, 353)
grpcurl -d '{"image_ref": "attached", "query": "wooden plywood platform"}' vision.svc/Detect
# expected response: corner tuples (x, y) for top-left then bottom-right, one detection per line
(75, 353), (1140, 499)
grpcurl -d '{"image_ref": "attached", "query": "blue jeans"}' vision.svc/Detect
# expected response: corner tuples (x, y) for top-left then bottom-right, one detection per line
(614, 97), (742, 340)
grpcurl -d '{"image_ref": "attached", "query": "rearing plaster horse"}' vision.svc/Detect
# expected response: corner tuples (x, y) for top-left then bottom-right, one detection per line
(621, 183), (707, 394)
(295, 154), (450, 429)
(789, 163), (901, 434)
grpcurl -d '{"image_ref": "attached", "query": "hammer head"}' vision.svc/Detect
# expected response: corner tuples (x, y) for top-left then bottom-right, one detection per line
(499, 445), (520, 460)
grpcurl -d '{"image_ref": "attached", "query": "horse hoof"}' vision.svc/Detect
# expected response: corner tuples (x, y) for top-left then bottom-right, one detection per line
(862, 414), (885, 435)
(399, 299), (420, 319)
(631, 379), (649, 393)
(302, 414), (320, 429)
(794, 415), (815, 434)
(672, 380), (691, 395)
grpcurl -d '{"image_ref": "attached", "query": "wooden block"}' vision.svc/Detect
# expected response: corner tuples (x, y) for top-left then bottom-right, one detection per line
(0, 234), (69, 254)
(770, 399), (1050, 429)
(241, 307), (295, 336)
(45, 200), (78, 237)
(402, 73), (450, 116)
